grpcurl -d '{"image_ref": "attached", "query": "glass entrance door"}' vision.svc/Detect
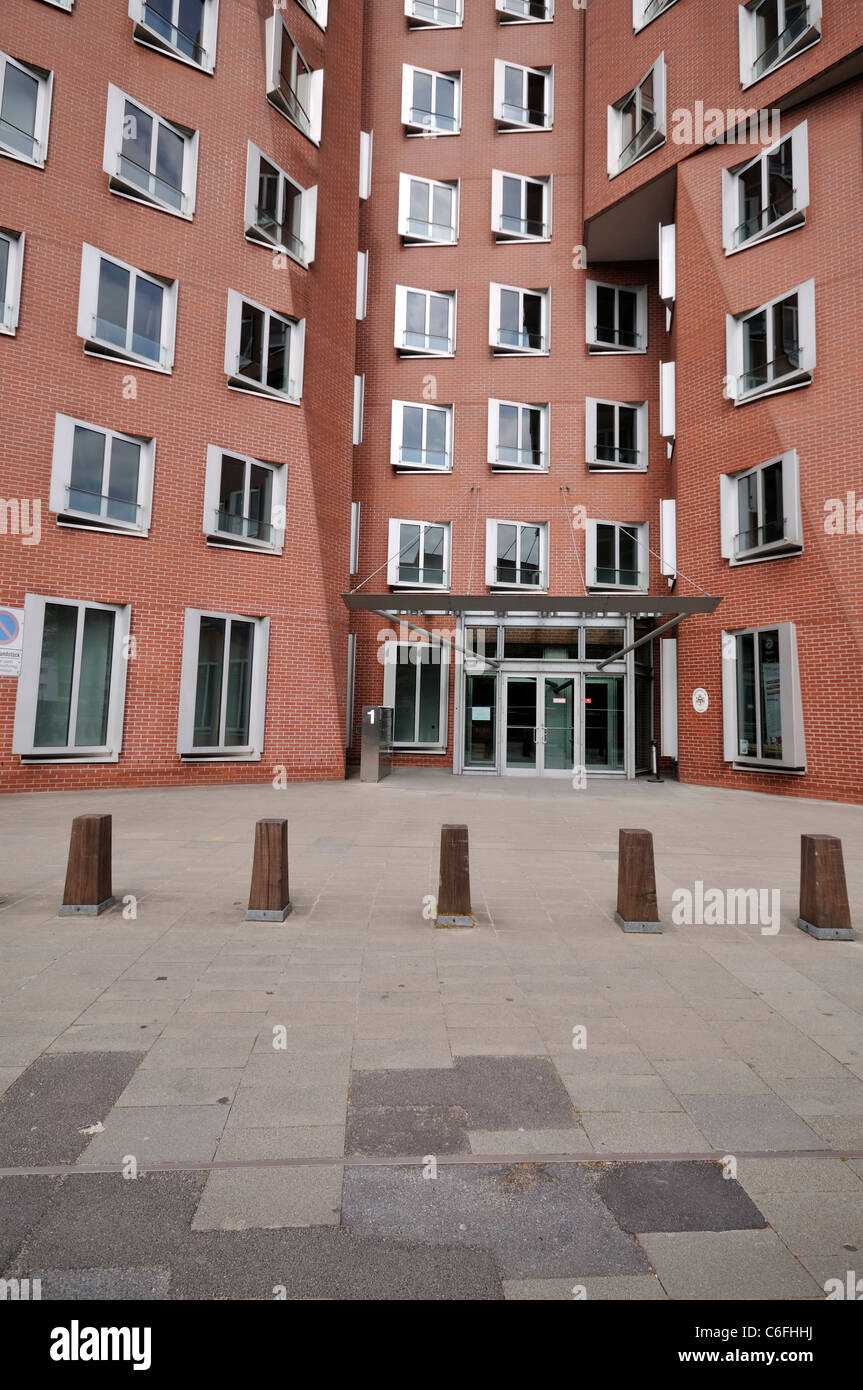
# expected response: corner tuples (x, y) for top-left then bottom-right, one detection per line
(503, 674), (578, 776)
(584, 674), (624, 772)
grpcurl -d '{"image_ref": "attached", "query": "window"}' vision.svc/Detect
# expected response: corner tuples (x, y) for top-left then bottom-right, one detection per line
(586, 520), (648, 591)
(586, 281), (646, 353)
(492, 172), (550, 241)
(402, 66), (461, 135)
(103, 85), (198, 218)
(720, 451), (802, 563)
(726, 280), (815, 403)
(13, 596), (130, 762)
(722, 123), (808, 253)
(488, 400), (548, 471)
(387, 519), (450, 588)
(398, 174), (458, 245)
(497, 0), (553, 24)
(0, 228), (24, 334)
(494, 61), (553, 131)
(178, 610), (269, 760)
(37, 0), (74, 9)
(391, 401), (453, 472)
(586, 399), (648, 471)
(128, 0), (219, 73)
(77, 244), (177, 371)
(203, 446), (286, 553)
(395, 285), (456, 356)
(49, 414), (155, 536)
(490, 284), (549, 355)
(244, 143), (317, 264)
(406, 0), (462, 27)
(0, 51), (53, 167)
(383, 641), (449, 751)
(296, 0), (328, 29)
(739, 0), (821, 87)
(265, 14), (323, 143)
(224, 290), (305, 402)
(608, 54), (666, 175)
(721, 623), (805, 769)
(486, 520), (546, 589)
(633, 0), (679, 29)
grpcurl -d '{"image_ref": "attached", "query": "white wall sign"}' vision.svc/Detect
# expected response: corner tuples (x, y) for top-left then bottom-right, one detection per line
(0, 607), (24, 677)
(692, 687), (709, 713)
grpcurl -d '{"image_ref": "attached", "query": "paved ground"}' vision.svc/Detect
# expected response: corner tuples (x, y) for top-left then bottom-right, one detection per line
(1, 770), (862, 1300)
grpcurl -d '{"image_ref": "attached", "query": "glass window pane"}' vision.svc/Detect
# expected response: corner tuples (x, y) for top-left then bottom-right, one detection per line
(248, 464), (273, 540)
(34, 603), (77, 747)
(431, 183), (452, 232)
(194, 616), (225, 746)
(498, 403), (518, 451)
(257, 158), (281, 237)
(743, 308), (768, 387)
(767, 137), (794, 222)
(225, 620), (253, 745)
(69, 426), (106, 515)
(266, 314), (290, 392)
(773, 293), (799, 376)
(96, 259), (130, 349)
(619, 526), (638, 582)
(412, 71), (432, 115)
(595, 285), (616, 341)
(428, 295), (449, 347)
(1, 63), (39, 158)
(398, 523), (421, 582)
(595, 524), (615, 583)
(75, 608), (115, 747)
(736, 632), (756, 756)
(526, 70), (546, 123)
(425, 408), (447, 465)
(417, 652), (442, 742)
(504, 65), (523, 109)
(409, 178), (429, 225)
(120, 101), (153, 188)
(618, 290), (637, 347)
(155, 123), (184, 206)
(0, 236), (8, 303)
(584, 627), (624, 660)
(762, 461), (784, 543)
(217, 454), (246, 534)
(107, 436), (141, 524)
(393, 652), (417, 741)
(132, 276), (164, 362)
(596, 402), (616, 460)
(618, 407), (637, 462)
(737, 472), (759, 551)
(176, 0), (206, 60)
(434, 76), (455, 121)
(239, 303), (264, 381)
(758, 628), (782, 759)
(423, 525), (445, 581)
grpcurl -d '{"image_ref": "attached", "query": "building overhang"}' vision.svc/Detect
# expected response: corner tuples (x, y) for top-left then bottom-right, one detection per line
(343, 593), (721, 617)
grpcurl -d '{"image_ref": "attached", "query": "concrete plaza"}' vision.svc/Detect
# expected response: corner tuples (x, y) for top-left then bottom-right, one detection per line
(1, 771), (862, 1300)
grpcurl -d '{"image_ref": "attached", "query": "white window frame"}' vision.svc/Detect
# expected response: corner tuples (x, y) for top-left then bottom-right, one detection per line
(485, 519), (548, 590)
(726, 279), (815, 404)
(382, 640), (449, 752)
(660, 498), (677, 579)
(398, 173), (459, 245)
(37, 0), (75, 9)
(224, 289), (305, 403)
(391, 401), (453, 473)
(296, 0), (328, 31)
(387, 518), (451, 589)
(13, 595), (131, 762)
(405, 0), (463, 29)
(0, 228), (24, 334)
(490, 283), (550, 356)
(658, 221), (676, 302)
(586, 520), (649, 592)
(49, 413), (155, 537)
(356, 250), (368, 320)
(202, 445), (286, 555)
(739, 0), (822, 88)
(488, 399), (549, 472)
(178, 609), (269, 761)
(395, 285), (456, 357)
(128, 0), (219, 74)
(243, 142), (317, 265)
(493, 60), (553, 132)
(492, 171), (551, 243)
(0, 51), (53, 168)
(585, 280), (647, 354)
(350, 502), (361, 574)
(401, 65), (462, 136)
(721, 622), (806, 770)
(633, 0), (679, 30)
(496, 0), (554, 25)
(265, 13), (323, 144)
(586, 399), (648, 472)
(607, 53), (666, 176)
(77, 243), (177, 373)
(359, 130), (373, 200)
(722, 122), (809, 254)
(659, 361), (676, 440)
(720, 450), (802, 564)
(103, 84), (198, 220)
(353, 375), (365, 445)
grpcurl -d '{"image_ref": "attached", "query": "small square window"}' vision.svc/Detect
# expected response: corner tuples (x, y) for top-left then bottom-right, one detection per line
(50, 414), (155, 535)
(406, 0), (462, 28)
(204, 446), (287, 553)
(395, 285), (456, 356)
(77, 244), (177, 372)
(391, 402), (453, 472)
(387, 519), (450, 588)
(490, 284), (549, 355)
(494, 60), (553, 131)
(486, 520), (547, 589)
(398, 174), (458, 245)
(726, 280), (815, 403)
(178, 609), (269, 760)
(265, 14), (323, 143)
(722, 123), (809, 253)
(488, 400), (548, 471)
(586, 520), (648, 591)
(720, 451), (802, 563)
(586, 281), (647, 353)
(0, 51), (53, 167)
(402, 65), (461, 135)
(244, 142), (317, 264)
(224, 290), (305, 401)
(0, 228), (25, 334)
(738, 0), (821, 87)
(128, 0), (219, 73)
(103, 86), (198, 218)
(492, 172), (551, 241)
(608, 55), (666, 175)
(586, 399), (647, 471)
(497, 0), (553, 24)
(721, 622), (806, 769)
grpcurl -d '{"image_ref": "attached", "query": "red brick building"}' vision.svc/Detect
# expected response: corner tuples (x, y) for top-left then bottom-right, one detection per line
(1, 0), (861, 801)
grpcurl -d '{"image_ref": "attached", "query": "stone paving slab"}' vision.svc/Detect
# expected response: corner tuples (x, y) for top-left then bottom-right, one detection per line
(78, 1104), (228, 1165)
(594, 1161), (766, 1233)
(680, 1095), (829, 1151)
(503, 1275), (668, 1299)
(0, 1052), (144, 1166)
(637, 1229), (825, 1300)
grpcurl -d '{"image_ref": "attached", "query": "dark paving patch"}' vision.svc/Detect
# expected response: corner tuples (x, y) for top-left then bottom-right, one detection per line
(0, 1176), (61, 1271)
(342, 1163), (648, 1279)
(346, 1104), (470, 1156)
(350, 1056), (577, 1133)
(0, 1052), (144, 1166)
(593, 1161), (767, 1234)
(34, 1268), (170, 1300)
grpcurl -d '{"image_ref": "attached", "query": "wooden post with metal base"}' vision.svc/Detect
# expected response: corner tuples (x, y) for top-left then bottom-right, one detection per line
(59, 814), (116, 916)
(434, 824), (474, 928)
(614, 827), (662, 934)
(246, 819), (292, 922)
(797, 834), (855, 940)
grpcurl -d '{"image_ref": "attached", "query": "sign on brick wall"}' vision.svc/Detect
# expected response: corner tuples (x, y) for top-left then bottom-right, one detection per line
(0, 608), (24, 676)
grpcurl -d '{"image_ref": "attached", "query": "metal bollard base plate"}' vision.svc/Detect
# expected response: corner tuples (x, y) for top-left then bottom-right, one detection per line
(434, 913), (475, 929)
(246, 904), (293, 921)
(615, 911), (662, 934)
(796, 916), (855, 941)
(59, 897), (117, 917)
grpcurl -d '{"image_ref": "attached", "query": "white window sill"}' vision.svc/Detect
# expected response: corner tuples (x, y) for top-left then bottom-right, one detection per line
(20, 750), (119, 764)
(496, 121), (552, 135)
(741, 33), (821, 90)
(491, 463), (549, 474)
(392, 745), (448, 754)
(588, 462), (647, 474)
(108, 181), (194, 222)
(132, 24), (213, 74)
(731, 759), (806, 774)
(0, 144), (45, 169)
(405, 126), (461, 138)
(389, 583), (450, 592)
(180, 751), (262, 762)
(57, 514), (150, 539)
(729, 542), (803, 566)
(725, 213), (805, 256)
(244, 231), (309, 267)
(613, 135), (666, 179)
(227, 379), (301, 405)
(205, 534), (283, 556)
(84, 340), (171, 374)
(734, 373), (812, 406)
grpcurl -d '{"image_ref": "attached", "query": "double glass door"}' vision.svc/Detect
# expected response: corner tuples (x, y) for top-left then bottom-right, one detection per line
(504, 674), (576, 776)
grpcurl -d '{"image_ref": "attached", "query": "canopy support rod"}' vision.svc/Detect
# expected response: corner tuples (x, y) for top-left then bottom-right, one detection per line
(595, 612), (688, 670)
(367, 609), (501, 670)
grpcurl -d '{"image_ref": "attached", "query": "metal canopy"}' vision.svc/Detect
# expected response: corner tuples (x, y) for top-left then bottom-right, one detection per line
(343, 593), (721, 616)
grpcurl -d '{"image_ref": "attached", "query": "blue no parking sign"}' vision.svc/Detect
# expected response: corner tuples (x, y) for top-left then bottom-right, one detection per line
(0, 607), (24, 676)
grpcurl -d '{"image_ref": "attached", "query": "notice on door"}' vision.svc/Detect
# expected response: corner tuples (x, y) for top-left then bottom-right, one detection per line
(472, 707), (491, 721)
(0, 607), (24, 676)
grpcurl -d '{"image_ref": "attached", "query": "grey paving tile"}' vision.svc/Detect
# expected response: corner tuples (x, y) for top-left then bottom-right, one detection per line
(351, 1039), (453, 1071)
(579, 1112), (710, 1154)
(638, 1230), (823, 1300)
(116, 1068), (243, 1108)
(469, 1128), (592, 1155)
(141, 1036), (256, 1070)
(562, 1075), (683, 1113)
(229, 1081), (348, 1129)
(215, 1126), (345, 1160)
(350, 1057), (578, 1131)
(653, 1059), (769, 1095)
(79, 1105), (228, 1165)
(192, 1163), (343, 1230)
(753, 1194), (863, 1258)
(736, 1157), (863, 1194)
(503, 1275), (667, 1300)
(0, 1051), (143, 1166)
(680, 1095), (829, 1152)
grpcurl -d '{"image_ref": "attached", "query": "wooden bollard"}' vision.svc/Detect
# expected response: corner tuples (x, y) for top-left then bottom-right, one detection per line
(797, 834), (855, 940)
(434, 824), (474, 928)
(614, 828), (661, 934)
(60, 814), (116, 916)
(246, 819), (292, 921)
